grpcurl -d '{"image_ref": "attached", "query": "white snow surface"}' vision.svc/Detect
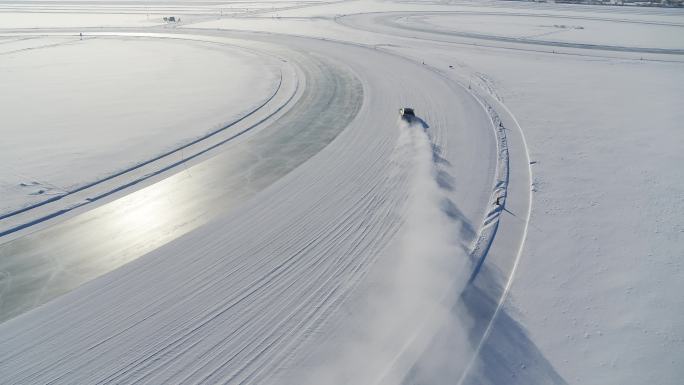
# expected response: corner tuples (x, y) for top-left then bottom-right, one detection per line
(0, 1), (683, 385)
(0, 11), (161, 28)
(0, 36), (279, 214)
(397, 13), (684, 50)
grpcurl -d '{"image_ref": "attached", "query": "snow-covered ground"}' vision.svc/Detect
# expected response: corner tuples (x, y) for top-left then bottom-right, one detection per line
(392, 13), (684, 50)
(0, 1), (682, 384)
(0, 12), (162, 28)
(0, 35), (280, 215)
(427, 42), (684, 385)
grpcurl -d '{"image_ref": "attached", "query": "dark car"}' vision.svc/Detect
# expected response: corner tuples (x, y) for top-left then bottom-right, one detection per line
(399, 107), (415, 121)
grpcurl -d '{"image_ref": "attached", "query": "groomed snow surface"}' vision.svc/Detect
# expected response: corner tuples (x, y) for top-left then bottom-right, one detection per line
(0, 1), (683, 385)
(0, 36), (280, 214)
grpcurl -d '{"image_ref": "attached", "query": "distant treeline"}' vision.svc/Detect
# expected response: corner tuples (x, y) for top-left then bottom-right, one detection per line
(507, 0), (684, 7)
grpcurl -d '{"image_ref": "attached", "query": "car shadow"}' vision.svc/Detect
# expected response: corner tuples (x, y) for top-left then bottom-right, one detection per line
(412, 116), (430, 131)
(427, 134), (476, 251)
(401, 260), (567, 385)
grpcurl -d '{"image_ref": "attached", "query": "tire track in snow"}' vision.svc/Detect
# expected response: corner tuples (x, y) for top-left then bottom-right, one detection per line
(336, 13), (684, 63)
(340, 11), (684, 55)
(364, 118), (476, 385)
(455, 97), (533, 385)
(313, 19), (532, 382)
(0, 38), (395, 385)
(0, 35), (292, 236)
(0, 41), (355, 323)
(0, 31), (499, 385)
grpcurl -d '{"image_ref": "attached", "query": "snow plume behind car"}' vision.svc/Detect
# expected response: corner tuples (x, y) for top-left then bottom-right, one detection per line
(295, 119), (474, 385)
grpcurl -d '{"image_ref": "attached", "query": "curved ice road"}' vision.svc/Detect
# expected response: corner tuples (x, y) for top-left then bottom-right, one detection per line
(337, 11), (684, 56)
(0, 33), (363, 321)
(0, 30), (502, 384)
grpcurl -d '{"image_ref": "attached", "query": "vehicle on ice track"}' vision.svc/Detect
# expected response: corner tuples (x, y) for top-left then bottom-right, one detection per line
(399, 107), (416, 122)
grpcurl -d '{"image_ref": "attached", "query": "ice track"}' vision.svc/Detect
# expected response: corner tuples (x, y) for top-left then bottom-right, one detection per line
(0, 35), (295, 236)
(0, 29), (506, 384)
(338, 11), (684, 58)
(0, 33), (361, 322)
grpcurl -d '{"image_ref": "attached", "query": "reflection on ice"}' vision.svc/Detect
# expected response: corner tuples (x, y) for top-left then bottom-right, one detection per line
(0, 54), (363, 323)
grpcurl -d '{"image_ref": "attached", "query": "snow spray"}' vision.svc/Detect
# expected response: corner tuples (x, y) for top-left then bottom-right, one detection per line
(295, 119), (474, 385)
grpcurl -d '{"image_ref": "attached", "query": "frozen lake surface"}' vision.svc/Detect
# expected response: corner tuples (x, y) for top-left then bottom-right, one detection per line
(0, 1), (682, 384)
(0, 36), (279, 215)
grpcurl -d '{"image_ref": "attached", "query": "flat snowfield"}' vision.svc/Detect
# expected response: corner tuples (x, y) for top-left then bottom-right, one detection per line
(0, 35), (280, 215)
(0, 1), (682, 385)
